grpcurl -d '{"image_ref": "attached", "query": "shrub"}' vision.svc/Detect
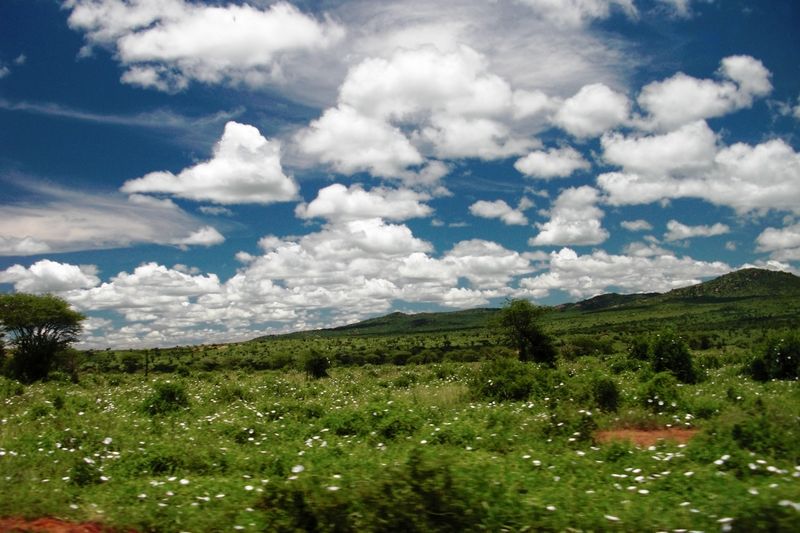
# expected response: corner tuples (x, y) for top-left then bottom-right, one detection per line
(470, 357), (540, 401)
(639, 372), (681, 412)
(142, 381), (190, 415)
(627, 335), (651, 360)
(651, 330), (697, 383)
(304, 350), (330, 379)
(748, 332), (800, 381)
(590, 374), (620, 412)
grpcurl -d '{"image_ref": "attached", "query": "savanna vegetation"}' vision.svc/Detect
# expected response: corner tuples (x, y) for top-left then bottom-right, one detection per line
(0, 270), (799, 531)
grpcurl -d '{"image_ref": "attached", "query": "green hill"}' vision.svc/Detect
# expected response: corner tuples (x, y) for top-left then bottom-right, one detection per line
(254, 268), (800, 340)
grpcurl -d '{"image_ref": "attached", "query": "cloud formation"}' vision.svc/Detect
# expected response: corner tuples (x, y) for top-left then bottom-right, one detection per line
(514, 146), (590, 179)
(65, 0), (344, 92)
(664, 220), (730, 241)
(122, 121), (298, 204)
(530, 186), (609, 246)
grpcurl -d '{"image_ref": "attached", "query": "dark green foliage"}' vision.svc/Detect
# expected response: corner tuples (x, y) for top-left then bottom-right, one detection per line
(639, 372), (681, 412)
(748, 332), (800, 381)
(142, 381), (190, 415)
(470, 356), (559, 402)
(628, 335), (651, 360)
(651, 330), (697, 383)
(304, 349), (331, 379)
(492, 299), (556, 365)
(257, 449), (484, 532)
(0, 293), (85, 383)
(590, 374), (620, 412)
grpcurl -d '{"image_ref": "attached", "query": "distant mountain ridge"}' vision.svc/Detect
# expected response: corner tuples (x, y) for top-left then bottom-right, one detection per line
(256, 268), (800, 340)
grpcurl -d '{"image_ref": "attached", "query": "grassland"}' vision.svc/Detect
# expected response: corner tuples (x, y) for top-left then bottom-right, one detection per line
(1, 269), (799, 531)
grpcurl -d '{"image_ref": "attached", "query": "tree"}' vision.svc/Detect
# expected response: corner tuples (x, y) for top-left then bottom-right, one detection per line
(492, 299), (556, 365)
(0, 293), (85, 382)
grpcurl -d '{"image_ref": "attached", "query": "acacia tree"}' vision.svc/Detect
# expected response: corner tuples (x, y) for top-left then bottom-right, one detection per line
(0, 293), (85, 382)
(492, 299), (557, 366)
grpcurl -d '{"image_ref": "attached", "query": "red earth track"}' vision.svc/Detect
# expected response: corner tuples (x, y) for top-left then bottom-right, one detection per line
(0, 517), (135, 533)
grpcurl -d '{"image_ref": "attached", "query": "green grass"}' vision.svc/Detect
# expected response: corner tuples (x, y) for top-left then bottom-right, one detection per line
(1, 356), (798, 532)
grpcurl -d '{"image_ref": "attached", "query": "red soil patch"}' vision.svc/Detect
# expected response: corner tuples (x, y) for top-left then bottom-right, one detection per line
(595, 428), (698, 447)
(0, 518), (131, 533)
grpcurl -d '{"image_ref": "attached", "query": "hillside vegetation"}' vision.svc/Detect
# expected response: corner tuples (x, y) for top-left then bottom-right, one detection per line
(0, 268), (798, 531)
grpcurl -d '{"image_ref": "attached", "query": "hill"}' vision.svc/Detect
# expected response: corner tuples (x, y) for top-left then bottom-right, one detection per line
(254, 268), (800, 340)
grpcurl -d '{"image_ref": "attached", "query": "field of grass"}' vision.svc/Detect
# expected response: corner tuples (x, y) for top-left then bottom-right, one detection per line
(1, 346), (798, 531)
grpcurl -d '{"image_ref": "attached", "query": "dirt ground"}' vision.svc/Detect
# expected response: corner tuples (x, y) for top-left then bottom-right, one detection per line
(0, 517), (128, 533)
(595, 428), (698, 447)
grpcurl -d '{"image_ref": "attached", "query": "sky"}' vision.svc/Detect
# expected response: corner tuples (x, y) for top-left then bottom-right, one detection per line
(1, 0), (799, 349)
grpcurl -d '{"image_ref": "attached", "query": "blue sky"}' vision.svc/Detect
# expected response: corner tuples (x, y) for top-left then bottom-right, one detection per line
(1, 0), (799, 348)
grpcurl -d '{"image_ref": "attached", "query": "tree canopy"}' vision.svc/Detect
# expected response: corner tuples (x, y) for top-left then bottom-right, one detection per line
(492, 299), (556, 365)
(0, 293), (85, 382)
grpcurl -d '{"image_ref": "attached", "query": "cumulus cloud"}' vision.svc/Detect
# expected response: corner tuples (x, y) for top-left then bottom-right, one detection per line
(602, 120), (718, 176)
(517, 0), (637, 27)
(0, 260), (100, 293)
(637, 55), (772, 131)
(599, 134), (800, 214)
(174, 226), (225, 248)
(122, 121), (298, 204)
(469, 200), (528, 225)
(295, 184), (432, 222)
(65, 0), (344, 92)
(553, 83), (630, 138)
(756, 223), (800, 262)
(296, 105), (424, 179)
(664, 220), (730, 241)
(0, 183), (221, 255)
(514, 146), (590, 179)
(530, 186), (609, 246)
(621, 219), (653, 232)
(519, 247), (731, 299)
(297, 44), (537, 181)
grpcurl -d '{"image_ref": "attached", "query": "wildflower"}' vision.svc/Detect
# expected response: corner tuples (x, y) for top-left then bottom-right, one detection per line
(546, 505), (556, 511)
(327, 486), (340, 491)
(605, 515), (620, 521)
(291, 465), (304, 474)
(102, 437), (112, 446)
(244, 485), (254, 491)
(180, 478), (190, 485)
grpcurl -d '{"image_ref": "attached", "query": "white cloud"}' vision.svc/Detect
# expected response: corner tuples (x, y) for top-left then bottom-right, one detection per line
(600, 135), (800, 215)
(122, 121), (298, 204)
(0, 183), (219, 255)
(0, 260), (100, 293)
(664, 220), (730, 241)
(602, 120), (718, 176)
(519, 247), (731, 299)
(637, 55), (772, 131)
(295, 184), (432, 222)
(198, 206), (234, 216)
(0, 66), (9, 79)
(469, 200), (528, 225)
(530, 186), (609, 246)
(553, 83), (630, 138)
(514, 146), (590, 179)
(296, 105), (424, 179)
(657, 0), (693, 18)
(174, 226), (225, 248)
(0, 236), (51, 255)
(65, 0), (345, 92)
(298, 45), (536, 178)
(623, 241), (672, 257)
(756, 223), (800, 262)
(516, 0), (637, 27)
(621, 219), (653, 232)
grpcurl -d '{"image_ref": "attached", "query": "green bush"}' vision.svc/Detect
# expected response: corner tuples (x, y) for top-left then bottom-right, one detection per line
(639, 372), (681, 412)
(304, 350), (330, 379)
(627, 335), (651, 360)
(142, 381), (190, 415)
(748, 332), (800, 381)
(470, 357), (540, 401)
(651, 330), (697, 383)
